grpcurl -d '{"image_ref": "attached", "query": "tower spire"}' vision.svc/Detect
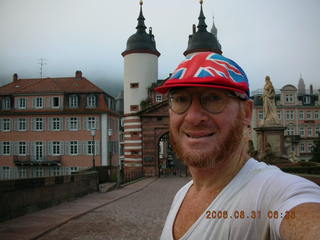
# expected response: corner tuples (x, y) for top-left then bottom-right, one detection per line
(136, 0), (146, 33)
(198, 0), (207, 32)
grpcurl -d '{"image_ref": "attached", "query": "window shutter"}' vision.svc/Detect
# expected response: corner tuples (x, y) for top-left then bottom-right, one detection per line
(65, 142), (70, 155)
(96, 117), (100, 130)
(13, 142), (18, 155)
(67, 118), (71, 130)
(48, 118), (52, 131)
(60, 142), (64, 155)
(84, 141), (88, 155)
(26, 142), (30, 156)
(96, 140), (100, 156)
(85, 117), (89, 130)
(42, 118), (46, 131)
(60, 118), (64, 131)
(76, 117), (80, 130)
(48, 142), (52, 155)
(32, 118), (35, 131)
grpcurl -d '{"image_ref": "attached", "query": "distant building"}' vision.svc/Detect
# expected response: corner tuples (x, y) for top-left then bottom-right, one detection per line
(252, 78), (320, 161)
(0, 71), (120, 177)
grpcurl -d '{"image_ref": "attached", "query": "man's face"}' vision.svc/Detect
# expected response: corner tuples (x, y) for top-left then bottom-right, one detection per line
(169, 87), (250, 168)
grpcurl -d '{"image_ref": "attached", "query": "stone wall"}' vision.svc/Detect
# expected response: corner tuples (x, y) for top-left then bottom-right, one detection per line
(0, 171), (98, 222)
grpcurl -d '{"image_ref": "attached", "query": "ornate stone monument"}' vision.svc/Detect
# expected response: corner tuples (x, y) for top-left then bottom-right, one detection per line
(254, 76), (289, 164)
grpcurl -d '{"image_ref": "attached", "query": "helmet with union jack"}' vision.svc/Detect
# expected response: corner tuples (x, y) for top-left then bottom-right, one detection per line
(155, 52), (250, 99)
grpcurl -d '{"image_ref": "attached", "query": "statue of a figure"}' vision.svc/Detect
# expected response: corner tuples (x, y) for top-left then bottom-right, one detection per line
(262, 76), (280, 125)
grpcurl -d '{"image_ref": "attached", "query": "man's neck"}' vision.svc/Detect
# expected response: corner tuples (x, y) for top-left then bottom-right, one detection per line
(189, 155), (249, 192)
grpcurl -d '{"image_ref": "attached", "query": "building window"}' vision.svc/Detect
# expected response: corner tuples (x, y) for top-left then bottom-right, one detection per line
(315, 111), (319, 120)
(2, 97), (11, 110)
(306, 111), (312, 120)
(307, 127), (312, 137)
(52, 97), (60, 108)
(286, 111), (294, 120)
(18, 118), (27, 131)
(130, 83), (139, 88)
(35, 142), (44, 161)
(130, 105), (139, 111)
(285, 94), (294, 103)
(2, 119), (11, 131)
(300, 143), (305, 153)
(304, 96), (311, 104)
(69, 95), (78, 108)
(70, 141), (78, 155)
(87, 141), (94, 155)
(3, 142), (10, 155)
(68, 117), (79, 131)
(19, 142), (26, 156)
(52, 141), (61, 155)
(87, 117), (96, 130)
(35, 97), (43, 108)
(52, 118), (61, 131)
(87, 95), (96, 108)
(35, 118), (44, 131)
(299, 127), (305, 136)
(299, 111), (304, 120)
(316, 126), (320, 135)
(307, 143), (313, 152)
(287, 127), (294, 136)
(258, 111), (264, 120)
(18, 98), (27, 109)
(156, 95), (163, 102)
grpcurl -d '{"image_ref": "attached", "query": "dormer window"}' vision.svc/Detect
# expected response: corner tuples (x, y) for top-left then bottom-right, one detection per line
(2, 97), (11, 110)
(87, 95), (96, 108)
(18, 98), (27, 109)
(69, 95), (79, 108)
(285, 94), (294, 103)
(35, 97), (43, 109)
(52, 97), (60, 108)
(304, 96), (311, 104)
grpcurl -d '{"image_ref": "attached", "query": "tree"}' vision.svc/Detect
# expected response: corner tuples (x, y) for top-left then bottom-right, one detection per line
(310, 133), (320, 163)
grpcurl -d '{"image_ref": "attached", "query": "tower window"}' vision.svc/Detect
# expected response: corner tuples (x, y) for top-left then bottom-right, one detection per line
(130, 83), (139, 88)
(130, 105), (139, 111)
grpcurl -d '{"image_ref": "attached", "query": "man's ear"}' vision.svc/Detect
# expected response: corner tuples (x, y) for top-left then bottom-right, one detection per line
(243, 100), (253, 127)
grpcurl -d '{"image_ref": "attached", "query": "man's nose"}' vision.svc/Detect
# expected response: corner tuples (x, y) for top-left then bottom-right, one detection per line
(184, 96), (209, 125)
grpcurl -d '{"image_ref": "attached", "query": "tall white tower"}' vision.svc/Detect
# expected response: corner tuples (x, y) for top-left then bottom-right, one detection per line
(121, 1), (160, 173)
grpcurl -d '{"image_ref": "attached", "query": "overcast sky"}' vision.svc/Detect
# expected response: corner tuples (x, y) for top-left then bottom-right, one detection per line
(1, 0), (319, 96)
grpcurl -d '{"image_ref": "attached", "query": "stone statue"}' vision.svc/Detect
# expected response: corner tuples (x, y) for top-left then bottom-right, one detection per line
(262, 76), (280, 126)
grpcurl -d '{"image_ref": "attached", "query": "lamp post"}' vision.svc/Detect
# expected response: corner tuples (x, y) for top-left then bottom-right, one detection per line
(90, 129), (96, 168)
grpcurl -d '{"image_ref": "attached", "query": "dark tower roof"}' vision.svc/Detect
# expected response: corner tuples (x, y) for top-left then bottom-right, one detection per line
(122, 1), (160, 57)
(184, 0), (222, 56)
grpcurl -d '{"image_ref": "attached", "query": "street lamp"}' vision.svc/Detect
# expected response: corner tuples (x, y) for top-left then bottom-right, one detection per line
(90, 129), (96, 168)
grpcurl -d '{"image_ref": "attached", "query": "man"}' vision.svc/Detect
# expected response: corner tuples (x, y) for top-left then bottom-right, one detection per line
(155, 52), (320, 240)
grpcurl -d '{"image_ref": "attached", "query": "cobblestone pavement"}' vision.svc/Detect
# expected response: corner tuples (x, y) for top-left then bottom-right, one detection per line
(39, 177), (190, 240)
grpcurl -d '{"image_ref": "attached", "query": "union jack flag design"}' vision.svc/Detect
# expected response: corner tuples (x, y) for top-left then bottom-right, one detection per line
(156, 52), (249, 96)
(170, 53), (247, 84)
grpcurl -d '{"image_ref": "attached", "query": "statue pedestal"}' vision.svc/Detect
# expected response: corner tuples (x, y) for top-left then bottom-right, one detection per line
(254, 125), (289, 164)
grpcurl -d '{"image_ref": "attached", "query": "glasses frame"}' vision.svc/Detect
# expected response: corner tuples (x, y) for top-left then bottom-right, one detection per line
(168, 90), (244, 115)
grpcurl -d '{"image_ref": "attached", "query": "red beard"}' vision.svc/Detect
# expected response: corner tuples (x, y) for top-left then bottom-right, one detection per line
(170, 109), (245, 168)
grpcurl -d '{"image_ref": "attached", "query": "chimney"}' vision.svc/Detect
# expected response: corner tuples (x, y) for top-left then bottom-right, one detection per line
(310, 84), (313, 94)
(75, 70), (82, 79)
(13, 73), (18, 82)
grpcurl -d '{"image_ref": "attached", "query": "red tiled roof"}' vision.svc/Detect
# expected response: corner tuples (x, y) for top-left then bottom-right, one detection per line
(0, 77), (105, 95)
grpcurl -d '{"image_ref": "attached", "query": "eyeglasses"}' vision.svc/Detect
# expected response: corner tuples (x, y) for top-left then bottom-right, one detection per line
(169, 90), (240, 114)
